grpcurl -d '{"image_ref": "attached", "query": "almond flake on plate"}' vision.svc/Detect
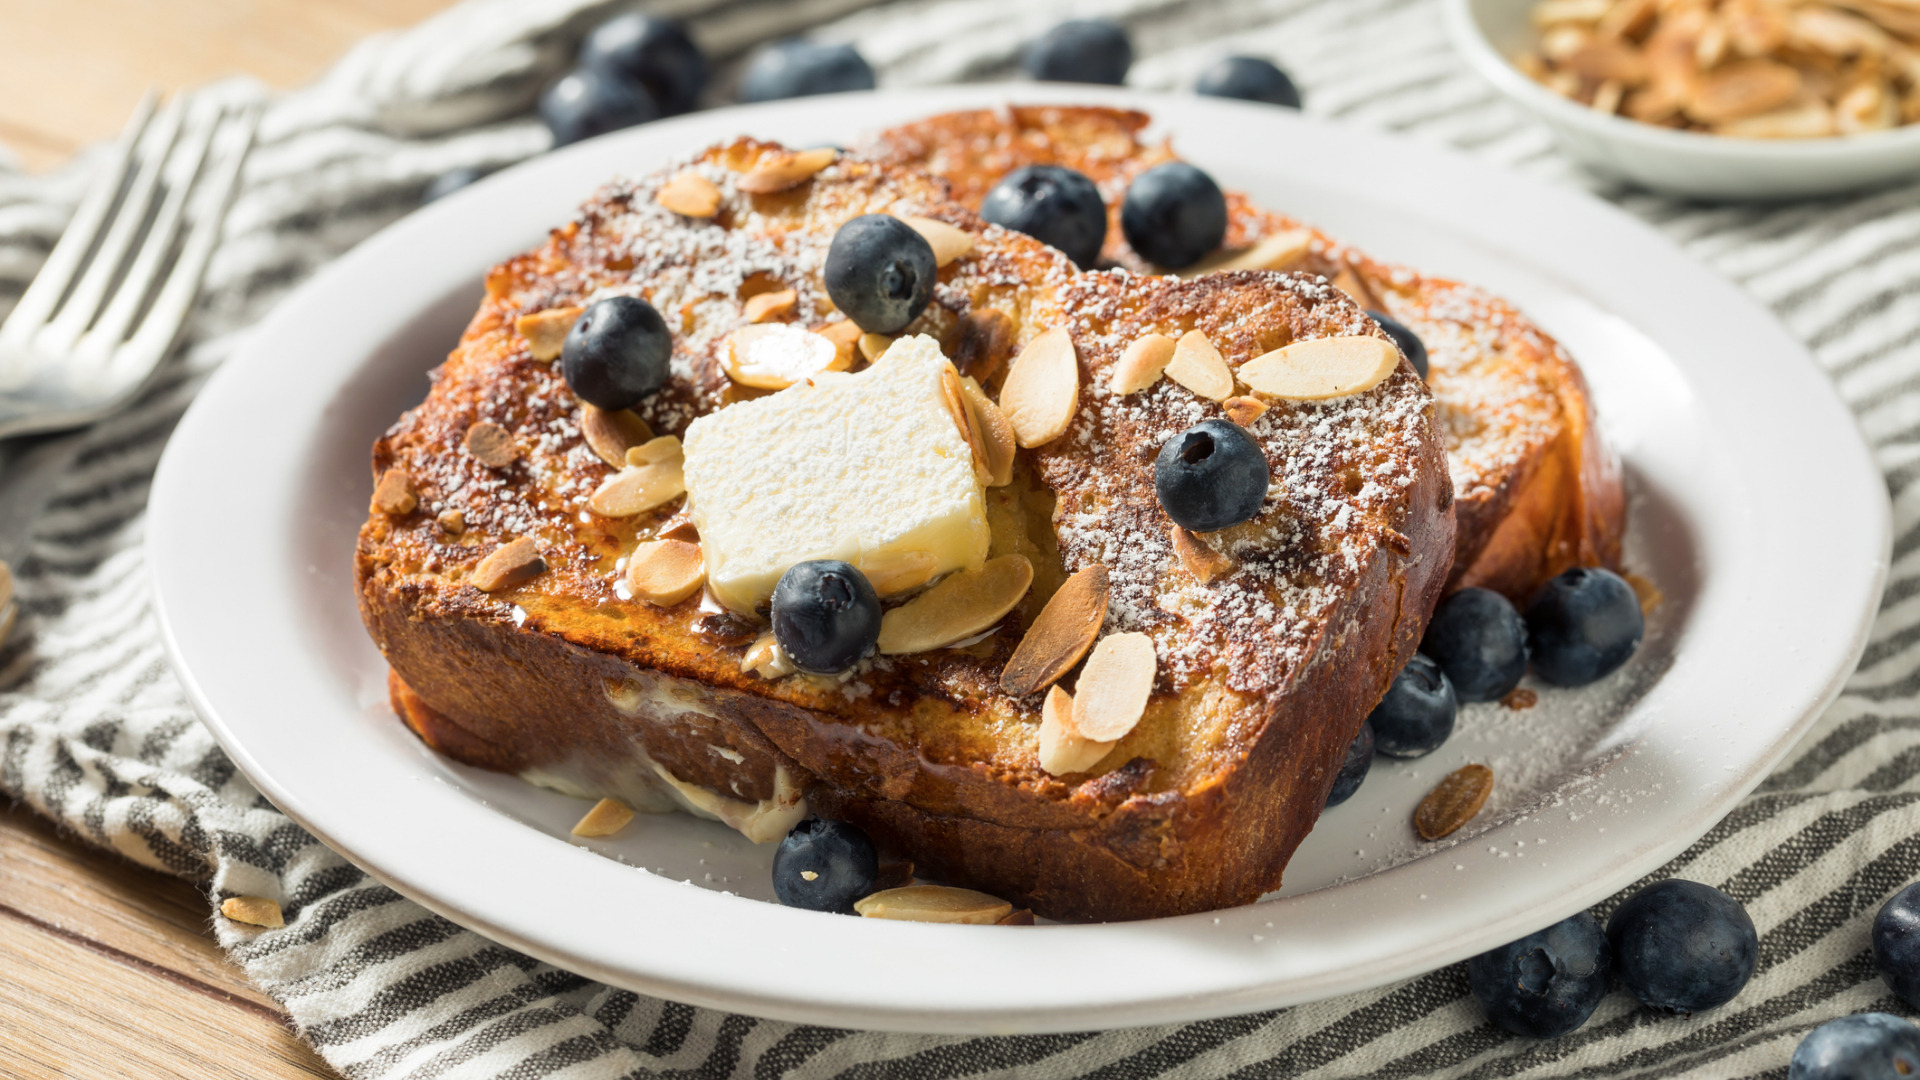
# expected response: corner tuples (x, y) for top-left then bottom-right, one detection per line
(570, 797), (637, 837)
(220, 896), (285, 929)
(1415, 764), (1494, 841)
(854, 885), (1013, 925)
(878, 554), (1033, 655)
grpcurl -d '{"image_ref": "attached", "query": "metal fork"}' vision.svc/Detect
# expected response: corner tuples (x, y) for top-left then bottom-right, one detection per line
(0, 92), (258, 441)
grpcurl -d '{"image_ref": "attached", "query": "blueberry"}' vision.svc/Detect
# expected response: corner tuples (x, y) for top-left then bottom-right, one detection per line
(771, 560), (881, 675)
(539, 67), (659, 148)
(823, 215), (937, 335)
(1525, 567), (1644, 687)
(1154, 419), (1271, 533)
(1022, 19), (1132, 85)
(1325, 721), (1374, 808)
(1874, 882), (1920, 1008)
(560, 296), (671, 411)
(1367, 310), (1428, 379)
(579, 13), (707, 116)
(772, 818), (878, 913)
(1791, 1014), (1920, 1080)
(980, 165), (1107, 269)
(1121, 162), (1228, 270)
(1467, 911), (1611, 1037)
(423, 166), (488, 204)
(739, 40), (875, 103)
(1607, 879), (1758, 1014)
(1195, 56), (1302, 108)
(1369, 654), (1457, 759)
(1421, 588), (1528, 703)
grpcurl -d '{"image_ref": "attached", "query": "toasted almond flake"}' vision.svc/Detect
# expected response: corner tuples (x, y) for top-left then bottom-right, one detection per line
(862, 551), (940, 596)
(1502, 688), (1539, 711)
(464, 421), (518, 468)
(958, 376), (1016, 487)
(1171, 526), (1234, 584)
(1164, 330), (1234, 401)
(471, 537), (546, 592)
(1070, 632), (1156, 742)
(1532, 0), (1610, 26)
(1037, 684), (1115, 775)
(1194, 228), (1313, 274)
(815, 319), (864, 367)
(940, 364), (993, 485)
(515, 306), (583, 362)
(1716, 98), (1836, 138)
(627, 539), (706, 606)
(582, 405), (654, 467)
(858, 332), (895, 362)
(741, 633), (794, 679)
(590, 461), (685, 517)
(854, 885), (1013, 924)
(1687, 59), (1800, 123)
(801, 870), (819, 881)
(1000, 564), (1109, 697)
(1415, 764), (1493, 840)
(998, 327), (1078, 448)
(743, 288), (798, 323)
(949, 308), (1016, 383)
(997, 908), (1035, 925)
(1240, 336), (1399, 400)
(1625, 571), (1665, 614)
(571, 797), (636, 837)
(220, 896), (284, 928)
(655, 170), (721, 217)
(878, 555), (1033, 655)
(371, 468), (417, 515)
(1111, 333), (1176, 395)
(900, 215), (975, 266)
(436, 509), (466, 536)
(736, 147), (836, 193)
(725, 323), (848, 389)
(1222, 396), (1269, 427)
(1331, 264), (1381, 310)
(0, 559), (15, 611)
(625, 435), (684, 466)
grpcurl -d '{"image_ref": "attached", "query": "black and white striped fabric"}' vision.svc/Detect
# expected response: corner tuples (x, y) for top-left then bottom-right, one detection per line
(3, 0), (1917, 1075)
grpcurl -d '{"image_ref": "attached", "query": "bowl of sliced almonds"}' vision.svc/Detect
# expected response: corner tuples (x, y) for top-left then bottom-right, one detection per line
(1443, 0), (1920, 199)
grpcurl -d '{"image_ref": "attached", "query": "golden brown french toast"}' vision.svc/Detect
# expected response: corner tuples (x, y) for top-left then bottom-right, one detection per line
(864, 106), (1624, 601)
(356, 137), (1454, 922)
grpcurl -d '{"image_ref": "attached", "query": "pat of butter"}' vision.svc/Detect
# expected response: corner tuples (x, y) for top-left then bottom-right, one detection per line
(681, 334), (989, 613)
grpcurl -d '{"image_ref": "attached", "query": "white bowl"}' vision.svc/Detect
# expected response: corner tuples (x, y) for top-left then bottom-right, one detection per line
(1443, 0), (1920, 200)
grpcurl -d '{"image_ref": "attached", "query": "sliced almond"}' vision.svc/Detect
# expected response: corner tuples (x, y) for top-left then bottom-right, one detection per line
(741, 632), (795, 679)
(743, 288), (798, 324)
(1624, 571), (1665, 615)
(371, 468), (417, 515)
(464, 421), (518, 468)
(1716, 99), (1836, 139)
(854, 885), (1013, 925)
(590, 460), (685, 517)
(654, 509), (699, 542)
(515, 305), (583, 362)
(998, 327), (1079, 448)
(1111, 333), (1176, 395)
(1171, 526), (1234, 585)
(1070, 632), (1156, 742)
(1240, 336), (1400, 400)
(0, 560), (12, 612)
(815, 319), (864, 367)
(1331, 263), (1382, 311)
(470, 537), (546, 592)
(1000, 564), (1108, 697)
(627, 539), (706, 606)
(1195, 228), (1313, 274)
(858, 332), (895, 362)
(997, 908), (1036, 926)
(219, 896), (285, 929)
(724, 323), (847, 389)
(1415, 764), (1494, 840)
(655, 170), (721, 218)
(1037, 684), (1116, 776)
(736, 147), (837, 194)
(1164, 330), (1234, 401)
(1222, 396), (1269, 427)
(1686, 59), (1800, 124)
(570, 797), (636, 837)
(901, 215), (975, 267)
(958, 376), (1016, 488)
(877, 554), (1033, 655)
(436, 509), (466, 536)
(949, 308), (1016, 383)
(862, 551), (940, 597)
(940, 365), (993, 486)
(582, 405), (654, 467)
(625, 435), (684, 466)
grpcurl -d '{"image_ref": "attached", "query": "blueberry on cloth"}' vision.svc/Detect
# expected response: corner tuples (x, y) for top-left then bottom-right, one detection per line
(1874, 882), (1920, 1009)
(1420, 587), (1528, 703)
(1790, 1014), (1920, 1080)
(739, 40), (875, 103)
(1154, 419), (1271, 533)
(423, 166), (488, 204)
(1022, 19), (1133, 85)
(1324, 721), (1374, 808)
(1368, 654), (1457, 759)
(539, 67), (659, 148)
(1467, 911), (1611, 1037)
(1121, 162), (1228, 270)
(772, 560), (881, 675)
(1367, 310), (1428, 379)
(560, 296), (671, 411)
(1524, 567), (1644, 686)
(579, 13), (708, 116)
(1607, 879), (1758, 1014)
(1195, 56), (1302, 108)
(823, 214), (937, 335)
(772, 818), (879, 913)
(980, 165), (1108, 269)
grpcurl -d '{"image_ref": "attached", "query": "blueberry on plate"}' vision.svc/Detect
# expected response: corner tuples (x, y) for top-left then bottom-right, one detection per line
(772, 818), (878, 913)
(1369, 654), (1457, 759)
(1607, 879), (1758, 1014)
(1467, 911), (1611, 1037)
(980, 165), (1107, 269)
(823, 215), (937, 335)
(539, 67), (659, 148)
(1874, 882), (1920, 1009)
(1154, 419), (1271, 533)
(423, 166), (488, 204)
(1324, 721), (1374, 808)
(738, 40), (875, 103)
(560, 296), (671, 410)
(579, 13), (707, 116)
(1022, 19), (1133, 85)
(1195, 56), (1302, 109)
(1420, 587), (1528, 703)
(1525, 567), (1644, 686)
(1367, 310), (1428, 379)
(1790, 1014), (1920, 1080)
(771, 560), (881, 675)
(1121, 162), (1228, 270)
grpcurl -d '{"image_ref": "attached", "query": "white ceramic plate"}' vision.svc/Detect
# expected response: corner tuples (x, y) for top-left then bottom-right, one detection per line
(149, 87), (1888, 1034)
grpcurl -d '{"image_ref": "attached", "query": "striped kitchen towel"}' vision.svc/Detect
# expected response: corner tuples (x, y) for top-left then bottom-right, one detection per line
(3, 0), (1918, 1076)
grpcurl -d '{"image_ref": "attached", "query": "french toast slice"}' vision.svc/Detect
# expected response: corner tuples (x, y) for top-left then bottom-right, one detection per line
(355, 138), (1454, 921)
(864, 106), (1624, 601)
